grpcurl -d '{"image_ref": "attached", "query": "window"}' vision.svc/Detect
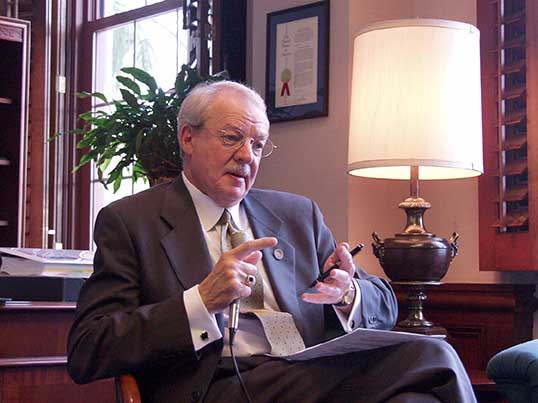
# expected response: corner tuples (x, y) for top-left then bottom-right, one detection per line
(17, 0), (247, 248)
(42, 0), (244, 249)
(478, 0), (538, 270)
(86, 1), (191, 245)
(100, 0), (164, 18)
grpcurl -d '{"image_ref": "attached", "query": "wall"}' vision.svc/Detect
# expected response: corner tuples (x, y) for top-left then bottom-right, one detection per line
(247, 0), (538, 333)
(346, 0), (537, 304)
(247, 0), (350, 243)
(346, 0), (502, 284)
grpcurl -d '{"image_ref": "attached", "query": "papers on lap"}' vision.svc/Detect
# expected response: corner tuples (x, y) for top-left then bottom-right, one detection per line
(266, 328), (445, 361)
(0, 248), (94, 278)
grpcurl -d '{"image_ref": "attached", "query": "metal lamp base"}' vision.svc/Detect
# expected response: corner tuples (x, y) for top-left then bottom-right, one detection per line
(392, 281), (447, 336)
(371, 167), (456, 338)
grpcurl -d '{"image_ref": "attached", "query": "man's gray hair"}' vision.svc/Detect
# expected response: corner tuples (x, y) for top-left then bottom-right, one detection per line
(177, 80), (267, 130)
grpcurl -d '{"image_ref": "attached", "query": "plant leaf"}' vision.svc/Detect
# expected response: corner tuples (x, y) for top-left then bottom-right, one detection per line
(121, 67), (158, 94)
(78, 153), (93, 166)
(117, 75), (141, 95)
(120, 89), (139, 109)
(77, 91), (109, 104)
(113, 172), (123, 192)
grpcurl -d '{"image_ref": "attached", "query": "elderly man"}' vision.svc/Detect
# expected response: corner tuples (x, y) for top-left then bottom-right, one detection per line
(67, 81), (476, 403)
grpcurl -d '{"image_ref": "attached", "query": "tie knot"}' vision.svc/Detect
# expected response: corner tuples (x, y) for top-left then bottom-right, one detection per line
(217, 209), (232, 227)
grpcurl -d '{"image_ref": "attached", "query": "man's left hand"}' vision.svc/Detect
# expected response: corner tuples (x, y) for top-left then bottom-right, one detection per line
(301, 242), (356, 307)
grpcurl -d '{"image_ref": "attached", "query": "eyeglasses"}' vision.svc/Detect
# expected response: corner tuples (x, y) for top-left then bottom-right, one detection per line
(215, 128), (277, 158)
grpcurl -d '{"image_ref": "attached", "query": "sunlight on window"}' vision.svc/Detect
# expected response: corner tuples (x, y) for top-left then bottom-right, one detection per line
(101, 0), (164, 19)
(90, 6), (190, 244)
(135, 12), (179, 90)
(94, 27), (134, 102)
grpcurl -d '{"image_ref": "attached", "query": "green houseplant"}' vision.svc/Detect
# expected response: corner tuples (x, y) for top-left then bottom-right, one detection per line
(65, 64), (225, 191)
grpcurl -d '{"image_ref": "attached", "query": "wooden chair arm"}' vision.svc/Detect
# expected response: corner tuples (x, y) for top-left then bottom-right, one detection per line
(115, 373), (142, 403)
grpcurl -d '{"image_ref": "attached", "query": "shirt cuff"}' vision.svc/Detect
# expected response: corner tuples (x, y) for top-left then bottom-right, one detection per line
(183, 285), (223, 351)
(333, 278), (362, 332)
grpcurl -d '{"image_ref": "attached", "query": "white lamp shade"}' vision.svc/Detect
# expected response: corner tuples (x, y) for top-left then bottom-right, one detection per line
(348, 19), (483, 180)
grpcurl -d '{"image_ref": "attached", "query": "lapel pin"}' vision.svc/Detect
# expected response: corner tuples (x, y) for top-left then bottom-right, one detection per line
(273, 248), (284, 260)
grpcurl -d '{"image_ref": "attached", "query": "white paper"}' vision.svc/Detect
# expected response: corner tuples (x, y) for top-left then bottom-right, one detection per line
(275, 16), (318, 108)
(0, 247), (94, 264)
(0, 248), (93, 277)
(266, 328), (445, 361)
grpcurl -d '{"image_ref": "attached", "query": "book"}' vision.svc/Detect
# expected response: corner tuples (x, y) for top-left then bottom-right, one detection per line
(0, 248), (94, 278)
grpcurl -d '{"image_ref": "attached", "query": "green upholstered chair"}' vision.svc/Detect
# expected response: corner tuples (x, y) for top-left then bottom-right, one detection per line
(487, 339), (538, 403)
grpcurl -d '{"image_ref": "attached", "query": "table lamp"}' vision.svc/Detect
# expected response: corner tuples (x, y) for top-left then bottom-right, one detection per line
(348, 19), (483, 334)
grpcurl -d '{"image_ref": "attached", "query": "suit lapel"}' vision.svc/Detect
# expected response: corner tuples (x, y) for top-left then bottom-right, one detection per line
(242, 193), (306, 336)
(157, 181), (306, 336)
(159, 177), (213, 290)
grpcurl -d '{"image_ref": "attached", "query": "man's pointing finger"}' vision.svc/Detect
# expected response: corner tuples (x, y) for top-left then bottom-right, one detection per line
(232, 237), (278, 259)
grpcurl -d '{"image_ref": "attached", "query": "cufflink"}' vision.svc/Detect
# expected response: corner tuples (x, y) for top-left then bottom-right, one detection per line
(200, 331), (209, 340)
(273, 248), (284, 260)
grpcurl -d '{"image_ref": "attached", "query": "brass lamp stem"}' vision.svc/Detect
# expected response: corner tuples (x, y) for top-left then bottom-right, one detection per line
(410, 165), (419, 197)
(399, 166), (431, 235)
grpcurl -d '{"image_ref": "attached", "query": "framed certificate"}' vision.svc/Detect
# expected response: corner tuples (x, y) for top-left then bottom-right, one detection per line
(265, 1), (330, 123)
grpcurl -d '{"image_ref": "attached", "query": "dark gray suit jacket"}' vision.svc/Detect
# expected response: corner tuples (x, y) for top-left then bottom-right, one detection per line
(67, 177), (397, 402)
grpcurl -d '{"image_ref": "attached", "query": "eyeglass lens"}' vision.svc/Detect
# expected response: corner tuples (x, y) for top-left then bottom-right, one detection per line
(219, 129), (276, 157)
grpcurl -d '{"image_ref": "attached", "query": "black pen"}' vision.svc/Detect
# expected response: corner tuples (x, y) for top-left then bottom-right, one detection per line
(309, 244), (364, 287)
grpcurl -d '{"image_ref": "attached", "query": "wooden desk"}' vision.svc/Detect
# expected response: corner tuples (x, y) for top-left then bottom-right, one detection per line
(2, 284), (534, 402)
(0, 301), (115, 403)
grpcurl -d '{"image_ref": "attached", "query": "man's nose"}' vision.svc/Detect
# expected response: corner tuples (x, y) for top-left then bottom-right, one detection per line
(234, 140), (255, 162)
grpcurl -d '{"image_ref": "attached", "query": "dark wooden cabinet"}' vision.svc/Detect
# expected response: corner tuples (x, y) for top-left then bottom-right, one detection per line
(0, 301), (115, 403)
(0, 16), (30, 247)
(394, 283), (537, 403)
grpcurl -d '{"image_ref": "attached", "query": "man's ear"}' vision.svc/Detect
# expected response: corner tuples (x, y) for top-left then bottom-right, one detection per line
(179, 124), (195, 156)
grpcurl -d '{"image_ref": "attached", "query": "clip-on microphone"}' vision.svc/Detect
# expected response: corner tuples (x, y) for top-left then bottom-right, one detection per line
(229, 299), (240, 346)
(228, 298), (252, 403)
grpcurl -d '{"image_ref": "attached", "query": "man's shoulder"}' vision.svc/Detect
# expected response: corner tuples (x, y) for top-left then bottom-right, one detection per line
(103, 180), (171, 213)
(247, 188), (318, 220)
(248, 187), (313, 206)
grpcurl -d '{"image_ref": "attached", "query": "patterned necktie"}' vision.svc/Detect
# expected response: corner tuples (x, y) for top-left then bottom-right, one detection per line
(217, 210), (305, 356)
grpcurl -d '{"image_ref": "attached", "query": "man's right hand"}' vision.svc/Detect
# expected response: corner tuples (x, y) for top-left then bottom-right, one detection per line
(198, 237), (277, 314)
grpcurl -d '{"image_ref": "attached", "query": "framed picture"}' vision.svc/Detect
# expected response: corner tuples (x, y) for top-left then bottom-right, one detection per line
(265, 1), (330, 123)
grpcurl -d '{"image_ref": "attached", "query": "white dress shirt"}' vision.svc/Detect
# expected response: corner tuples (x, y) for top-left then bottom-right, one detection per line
(181, 173), (361, 356)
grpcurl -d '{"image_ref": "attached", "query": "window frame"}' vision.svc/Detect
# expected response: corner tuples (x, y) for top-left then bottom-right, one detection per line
(73, 0), (185, 248)
(49, 0), (244, 249)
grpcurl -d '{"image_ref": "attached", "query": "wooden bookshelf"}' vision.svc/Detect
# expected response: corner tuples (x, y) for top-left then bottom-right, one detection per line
(0, 17), (30, 247)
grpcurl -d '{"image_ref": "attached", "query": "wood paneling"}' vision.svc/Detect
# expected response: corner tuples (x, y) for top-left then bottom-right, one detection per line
(478, 0), (538, 271)
(0, 366), (113, 403)
(25, 0), (50, 248)
(0, 302), (115, 403)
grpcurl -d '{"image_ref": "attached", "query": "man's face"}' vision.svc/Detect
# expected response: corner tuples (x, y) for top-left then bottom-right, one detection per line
(181, 91), (270, 207)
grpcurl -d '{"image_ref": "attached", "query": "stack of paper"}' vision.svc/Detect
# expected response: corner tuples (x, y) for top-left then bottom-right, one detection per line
(269, 328), (446, 361)
(0, 248), (94, 278)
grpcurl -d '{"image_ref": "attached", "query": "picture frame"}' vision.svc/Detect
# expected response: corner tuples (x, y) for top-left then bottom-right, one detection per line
(265, 1), (330, 123)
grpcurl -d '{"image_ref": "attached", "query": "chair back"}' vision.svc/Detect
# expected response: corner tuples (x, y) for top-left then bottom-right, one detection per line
(115, 374), (142, 403)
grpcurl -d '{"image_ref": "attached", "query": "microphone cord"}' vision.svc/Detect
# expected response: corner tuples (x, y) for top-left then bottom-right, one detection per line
(229, 328), (253, 403)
